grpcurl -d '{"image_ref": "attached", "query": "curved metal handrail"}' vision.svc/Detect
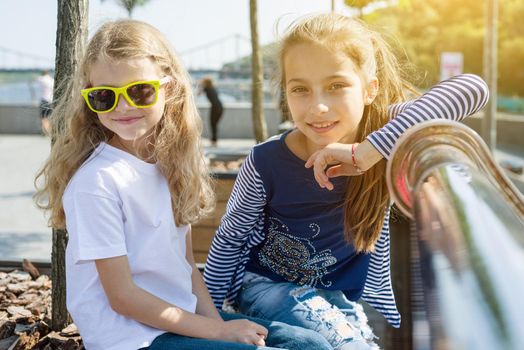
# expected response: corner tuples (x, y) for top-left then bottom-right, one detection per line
(387, 120), (524, 221)
(386, 120), (524, 350)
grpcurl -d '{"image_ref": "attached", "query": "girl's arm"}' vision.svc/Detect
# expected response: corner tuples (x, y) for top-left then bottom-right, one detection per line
(95, 255), (267, 345)
(306, 74), (489, 188)
(203, 152), (267, 308)
(367, 73), (489, 160)
(185, 228), (222, 320)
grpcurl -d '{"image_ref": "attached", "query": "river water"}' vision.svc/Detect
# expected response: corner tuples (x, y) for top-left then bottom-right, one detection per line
(0, 81), (40, 105)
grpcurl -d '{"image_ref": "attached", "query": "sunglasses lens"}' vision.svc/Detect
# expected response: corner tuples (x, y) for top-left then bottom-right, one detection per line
(88, 89), (115, 112)
(127, 83), (156, 106)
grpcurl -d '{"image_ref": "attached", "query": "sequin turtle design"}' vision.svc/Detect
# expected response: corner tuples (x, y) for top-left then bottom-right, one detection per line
(258, 217), (337, 287)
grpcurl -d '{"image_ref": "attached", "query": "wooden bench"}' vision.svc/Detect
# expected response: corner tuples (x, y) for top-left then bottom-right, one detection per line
(192, 176), (235, 263)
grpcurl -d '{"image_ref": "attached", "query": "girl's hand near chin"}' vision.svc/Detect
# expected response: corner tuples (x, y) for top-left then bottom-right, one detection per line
(305, 140), (384, 190)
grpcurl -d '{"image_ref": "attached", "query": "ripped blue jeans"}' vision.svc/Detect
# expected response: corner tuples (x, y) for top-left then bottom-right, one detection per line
(237, 272), (379, 350)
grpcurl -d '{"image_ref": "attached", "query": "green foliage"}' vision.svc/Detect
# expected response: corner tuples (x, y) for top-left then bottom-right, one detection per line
(102, 0), (151, 18)
(344, 0), (378, 9)
(499, 0), (524, 95)
(356, 0), (524, 96)
(344, 0), (381, 17)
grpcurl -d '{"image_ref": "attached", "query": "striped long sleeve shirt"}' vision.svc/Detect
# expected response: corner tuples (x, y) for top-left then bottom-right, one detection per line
(203, 74), (489, 327)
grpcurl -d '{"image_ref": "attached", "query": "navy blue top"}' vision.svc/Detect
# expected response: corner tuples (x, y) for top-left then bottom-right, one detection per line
(245, 131), (370, 300)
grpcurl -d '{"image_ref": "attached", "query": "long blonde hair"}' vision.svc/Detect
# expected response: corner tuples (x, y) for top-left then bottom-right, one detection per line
(278, 14), (407, 253)
(34, 20), (214, 229)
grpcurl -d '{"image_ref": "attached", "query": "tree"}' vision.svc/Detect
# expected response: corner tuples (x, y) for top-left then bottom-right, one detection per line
(51, 0), (89, 331)
(360, 0), (524, 98)
(344, 0), (380, 17)
(249, 0), (268, 142)
(102, 0), (151, 18)
(362, 0), (485, 88)
(498, 0), (524, 96)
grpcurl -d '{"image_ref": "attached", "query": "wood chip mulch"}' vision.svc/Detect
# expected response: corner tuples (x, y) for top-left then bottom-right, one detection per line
(0, 260), (83, 350)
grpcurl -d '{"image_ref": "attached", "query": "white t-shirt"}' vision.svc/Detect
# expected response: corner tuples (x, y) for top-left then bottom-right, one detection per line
(63, 142), (197, 350)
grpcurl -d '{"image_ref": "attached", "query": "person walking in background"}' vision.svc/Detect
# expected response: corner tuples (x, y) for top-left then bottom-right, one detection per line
(34, 19), (331, 350)
(35, 69), (54, 135)
(199, 77), (223, 147)
(203, 13), (489, 349)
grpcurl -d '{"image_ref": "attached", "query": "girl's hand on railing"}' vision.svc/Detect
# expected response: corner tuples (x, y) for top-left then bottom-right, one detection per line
(305, 140), (383, 190)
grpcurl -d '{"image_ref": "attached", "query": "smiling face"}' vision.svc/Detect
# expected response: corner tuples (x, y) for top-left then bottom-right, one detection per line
(284, 43), (377, 154)
(88, 57), (167, 153)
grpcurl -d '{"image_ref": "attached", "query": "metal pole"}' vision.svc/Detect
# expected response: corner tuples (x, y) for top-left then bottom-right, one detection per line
(482, 0), (498, 151)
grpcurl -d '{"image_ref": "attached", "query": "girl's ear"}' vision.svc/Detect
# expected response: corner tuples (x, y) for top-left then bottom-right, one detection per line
(365, 77), (379, 105)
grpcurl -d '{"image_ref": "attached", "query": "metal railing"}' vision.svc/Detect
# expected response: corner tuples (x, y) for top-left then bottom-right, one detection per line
(387, 120), (524, 350)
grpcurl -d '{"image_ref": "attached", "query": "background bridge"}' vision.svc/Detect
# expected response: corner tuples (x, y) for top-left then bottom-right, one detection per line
(0, 33), (252, 73)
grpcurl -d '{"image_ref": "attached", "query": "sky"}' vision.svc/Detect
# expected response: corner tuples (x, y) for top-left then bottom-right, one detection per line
(1, 0), (362, 70)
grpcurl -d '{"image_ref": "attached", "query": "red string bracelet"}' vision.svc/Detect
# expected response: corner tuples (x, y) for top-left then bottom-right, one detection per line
(352, 143), (359, 169)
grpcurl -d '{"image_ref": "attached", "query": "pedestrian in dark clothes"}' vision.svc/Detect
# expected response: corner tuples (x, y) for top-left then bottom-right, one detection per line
(199, 77), (223, 147)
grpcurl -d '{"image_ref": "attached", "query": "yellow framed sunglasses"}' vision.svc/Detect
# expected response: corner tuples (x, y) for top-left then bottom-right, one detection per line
(81, 76), (172, 114)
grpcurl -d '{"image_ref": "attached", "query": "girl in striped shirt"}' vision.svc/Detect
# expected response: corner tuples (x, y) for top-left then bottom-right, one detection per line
(204, 13), (488, 350)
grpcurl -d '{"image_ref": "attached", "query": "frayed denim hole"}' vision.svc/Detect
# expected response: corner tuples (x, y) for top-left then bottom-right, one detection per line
(289, 287), (358, 345)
